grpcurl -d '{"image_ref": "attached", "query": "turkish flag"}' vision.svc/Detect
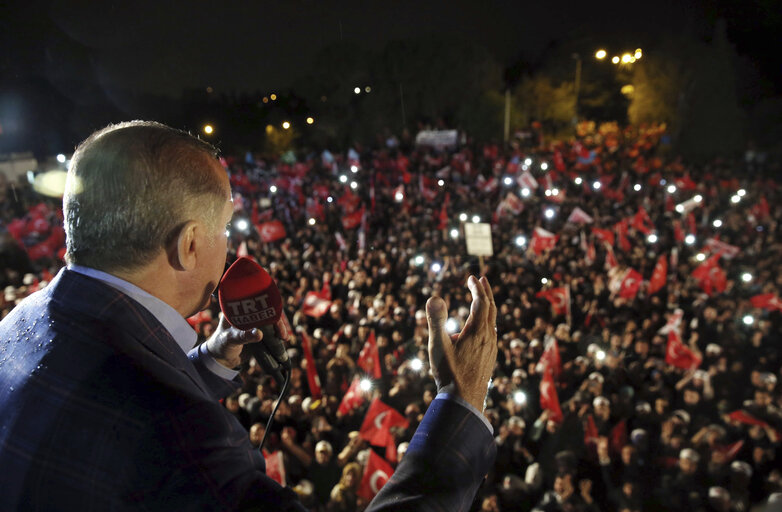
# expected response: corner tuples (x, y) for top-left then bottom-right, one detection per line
(672, 219), (684, 242)
(537, 287), (570, 317)
(357, 450), (394, 502)
(539, 368), (563, 423)
(300, 331), (323, 399)
(592, 227), (615, 246)
(704, 238), (740, 260)
(727, 410), (768, 428)
(256, 220), (287, 243)
(692, 254), (726, 295)
(674, 174), (698, 191)
(567, 207), (593, 224)
(658, 309), (684, 335)
(619, 268), (642, 300)
(632, 206), (654, 235)
(437, 202), (449, 229)
(517, 170), (538, 190)
(665, 330), (701, 369)
(359, 398), (409, 447)
(716, 440), (744, 462)
(539, 337), (563, 378)
(262, 450), (286, 486)
(358, 331), (382, 379)
(337, 377), (366, 416)
(531, 227), (559, 255)
(342, 208), (365, 230)
(419, 174), (438, 201)
(615, 219), (631, 252)
(750, 293), (782, 312)
(648, 254), (668, 295)
(610, 420), (628, 454)
(302, 291), (332, 318)
(338, 189), (361, 214)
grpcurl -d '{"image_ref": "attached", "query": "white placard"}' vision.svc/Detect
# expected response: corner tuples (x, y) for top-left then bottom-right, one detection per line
(464, 222), (494, 256)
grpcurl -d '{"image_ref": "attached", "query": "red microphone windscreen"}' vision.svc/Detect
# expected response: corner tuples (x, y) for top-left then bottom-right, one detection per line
(218, 257), (283, 330)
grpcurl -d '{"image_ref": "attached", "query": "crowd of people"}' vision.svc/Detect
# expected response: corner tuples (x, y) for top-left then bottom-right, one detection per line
(1, 122), (781, 511)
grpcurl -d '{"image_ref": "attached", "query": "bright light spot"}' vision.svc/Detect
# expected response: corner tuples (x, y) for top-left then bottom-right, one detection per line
(685, 234), (696, 245)
(262, 96), (269, 103)
(694, 195), (703, 203)
(270, 185), (278, 194)
(306, 117), (315, 125)
(459, 213), (468, 222)
(446, 318), (459, 334)
(667, 184), (677, 194)
(308, 218), (316, 226)
(354, 87), (361, 94)
(544, 208), (555, 219)
(365, 86), (371, 93)
(450, 228), (459, 239)
(360, 379), (372, 392)
(339, 175), (348, 183)
(696, 253), (706, 262)
(743, 315), (754, 326)
(225, 230), (230, 237)
(540, 162), (548, 171)
(634, 184), (642, 191)
(350, 181), (358, 190)
(395, 191), (404, 202)
(660, 179), (667, 185)
(513, 391), (527, 405)
(521, 188), (531, 197)
(634, 48), (643, 59)
(410, 358), (423, 371)
(596, 350), (606, 361)
(592, 181), (601, 190)
(675, 204), (685, 213)
(741, 272), (752, 283)
(414, 255), (425, 266)
(203, 124), (214, 135)
(504, 176), (513, 186)
(282, 121), (291, 130)
(545, 189), (552, 197)
(737, 189), (746, 197)
(575, 177), (583, 185)
(327, 196), (333, 203)
(437, 179), (445, 187)
(552, 188), (560, 196)
(521, 164), (529, 171)
(235, 219), (249, 232)
(595, 49), (607, 59)
(524, 158), (532, 166)
(647, 234), (658, 244)
(56, 154), (66, 163)
(731, 195), (740, 204)
(541, 277), (548, 284)
(713, 219), (722, 228)
(350, 165), (358, 173)
(471, 215), (481, 224)
(431, 262), (442, 273)
(515, 235), (526, 247)
(270, 93), (277, 101)
(621, 53), (632, 63)
(612, 56), (620, 64)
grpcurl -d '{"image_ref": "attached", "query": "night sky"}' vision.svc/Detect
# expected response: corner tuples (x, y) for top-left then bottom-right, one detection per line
(0, 0), (780, 153)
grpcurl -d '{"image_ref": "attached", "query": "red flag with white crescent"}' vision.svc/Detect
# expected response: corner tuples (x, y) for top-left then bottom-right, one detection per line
(665, 330), (701, 369)
(337, 377), (366, 416)
(255, 220), (287, 243)
(750, 293), (782, 312)
(531, 227), (559, 255)
(300, 331), (322, 399)
(302, 291), (332, 318)
(619, 268), (642, 300)
(358, 331), (382, 379)
(648, 254), (668, 296)
(359, 397), (409, 447)
(358, 450), (394, 501)
(262, 450), (287, 486)
(539, 367), (563, 423)
(536, 287), (569, 317)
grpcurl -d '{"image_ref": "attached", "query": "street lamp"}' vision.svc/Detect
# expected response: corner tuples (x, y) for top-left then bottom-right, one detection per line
(203, 124), (214, 135)
(612, 56), (620, 64)
(595, 49), (607, 59)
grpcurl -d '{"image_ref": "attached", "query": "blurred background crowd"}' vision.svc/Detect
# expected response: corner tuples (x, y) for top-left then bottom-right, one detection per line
(1, 122), (780, 512)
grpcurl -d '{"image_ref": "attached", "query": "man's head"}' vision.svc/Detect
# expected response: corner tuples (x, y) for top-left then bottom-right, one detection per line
(64, 121), (232, 315)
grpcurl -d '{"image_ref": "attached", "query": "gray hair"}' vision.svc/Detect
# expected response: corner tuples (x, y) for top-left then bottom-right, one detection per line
(64, 121), (226, 272)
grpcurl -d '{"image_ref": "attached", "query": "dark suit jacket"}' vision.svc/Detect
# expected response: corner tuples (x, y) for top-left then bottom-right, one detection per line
(0, 269), (495, 511)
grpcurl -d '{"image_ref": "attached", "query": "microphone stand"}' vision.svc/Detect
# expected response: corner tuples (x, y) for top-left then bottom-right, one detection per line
(259, 367), (291, 452)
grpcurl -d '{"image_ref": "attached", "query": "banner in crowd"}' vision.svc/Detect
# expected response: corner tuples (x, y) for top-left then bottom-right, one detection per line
(302, 291), (332, 318)
(337, 377), (366, 416)
(255, 220), (286, 243)
(415, 129), (458, 148)
(648, 254), (668, 296)
(665, 330), (701, 369)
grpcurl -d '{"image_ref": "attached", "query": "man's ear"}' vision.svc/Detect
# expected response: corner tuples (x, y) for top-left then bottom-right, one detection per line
(172, 220), (200, 271)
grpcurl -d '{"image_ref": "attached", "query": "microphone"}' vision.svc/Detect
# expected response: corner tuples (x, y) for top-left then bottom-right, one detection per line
(218, 257), (292, 385)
